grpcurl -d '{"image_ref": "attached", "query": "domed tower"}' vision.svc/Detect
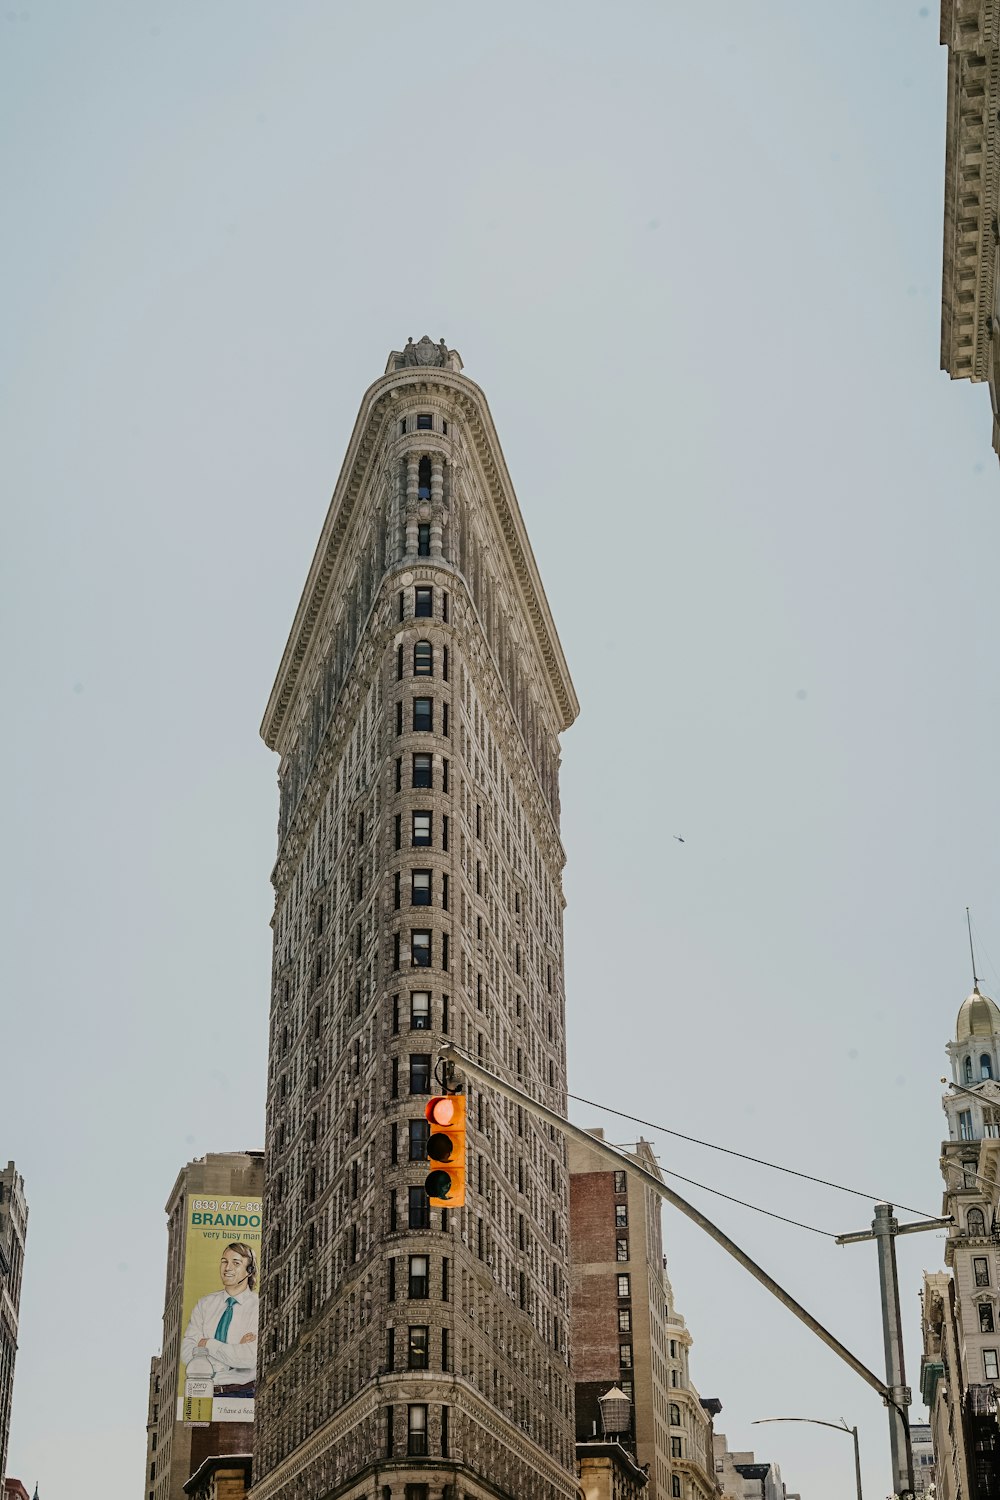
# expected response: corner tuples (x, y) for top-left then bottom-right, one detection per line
(938, 982), (1000, 1395)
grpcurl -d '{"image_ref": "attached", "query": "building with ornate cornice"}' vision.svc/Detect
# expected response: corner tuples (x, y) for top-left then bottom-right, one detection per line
(0, 1162), (27, 1486)
(252, 337), (580, 1500)
(940, 0), (1000, 460)
(569, 1132), (720, 1500)
(919, 982), (1000, 1495)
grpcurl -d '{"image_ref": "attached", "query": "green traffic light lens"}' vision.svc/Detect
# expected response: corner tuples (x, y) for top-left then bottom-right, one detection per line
(425, 1169), (452, 1199)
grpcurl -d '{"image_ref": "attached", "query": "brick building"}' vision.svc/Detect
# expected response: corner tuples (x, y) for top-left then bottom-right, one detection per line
(251, 337), (580, 1500)
(147, 1153), (264, 1500)
(569, 1132), (719, 1500)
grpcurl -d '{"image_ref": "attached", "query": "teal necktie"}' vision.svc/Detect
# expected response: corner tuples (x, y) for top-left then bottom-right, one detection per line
(214, 1297), (237, 1342)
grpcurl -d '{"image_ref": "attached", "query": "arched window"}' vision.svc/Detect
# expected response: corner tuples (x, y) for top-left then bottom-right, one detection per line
(671, 1480), (681, 1499)
(983, 1054), (994, 1081)
(669, 1402), (681, 1425)
(968, 1207), (987, 1237)
(965, 1056), (975, 1084)
(413, 641), (433, 676)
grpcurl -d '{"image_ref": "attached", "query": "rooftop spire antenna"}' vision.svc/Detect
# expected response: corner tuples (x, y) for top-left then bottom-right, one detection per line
(967, 907), (980, 990)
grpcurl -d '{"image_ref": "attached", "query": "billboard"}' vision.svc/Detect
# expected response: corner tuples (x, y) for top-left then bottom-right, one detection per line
(176, 1193), (263, 1426)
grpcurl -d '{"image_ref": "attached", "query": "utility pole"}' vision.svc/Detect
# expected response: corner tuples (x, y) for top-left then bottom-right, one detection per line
(836, 1204), (948, 1500)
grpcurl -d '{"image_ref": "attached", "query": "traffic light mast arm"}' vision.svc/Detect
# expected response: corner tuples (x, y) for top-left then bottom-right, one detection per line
(438, 1043), (889, 1403)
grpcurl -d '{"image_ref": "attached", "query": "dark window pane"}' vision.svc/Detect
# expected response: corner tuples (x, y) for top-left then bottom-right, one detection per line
(412, 754), (432, 788)
(414, 641), (433, 675)
(413, 698), (432, 731)
(409, 1055), (431, 1093)
(415, 588), (432, 617)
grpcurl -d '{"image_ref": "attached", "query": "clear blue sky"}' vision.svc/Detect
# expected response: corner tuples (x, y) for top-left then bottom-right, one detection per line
(2, 4), (995, 1496)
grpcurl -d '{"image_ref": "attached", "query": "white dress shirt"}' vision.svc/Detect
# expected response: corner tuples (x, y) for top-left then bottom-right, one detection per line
(181, 1288), (259, 1386)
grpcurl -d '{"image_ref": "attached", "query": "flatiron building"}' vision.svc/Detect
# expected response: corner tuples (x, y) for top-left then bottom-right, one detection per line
(253, 337), (580, 1500)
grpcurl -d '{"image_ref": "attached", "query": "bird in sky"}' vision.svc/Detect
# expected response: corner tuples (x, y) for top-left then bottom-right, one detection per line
(673, 835), (685, 843)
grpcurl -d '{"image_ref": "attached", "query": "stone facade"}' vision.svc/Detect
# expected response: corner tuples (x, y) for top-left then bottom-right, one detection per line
(940, 0), (1000, 460)
(148, 1154), (265, 1500)
(0, 1162), (27, 1485)
(569, 1133), (719, 1500)
(577, 1443), (650, 1500)
(252, 340), (580, 1500)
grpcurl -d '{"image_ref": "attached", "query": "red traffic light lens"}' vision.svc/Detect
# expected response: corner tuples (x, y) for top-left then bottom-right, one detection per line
(427, 1097), (456, 1126)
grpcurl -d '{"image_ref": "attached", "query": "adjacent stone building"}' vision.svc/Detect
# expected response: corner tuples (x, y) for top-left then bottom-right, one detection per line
(920, 981), (1000, 1493)
(569, 1131), (719, 1500)
(0, 1162), (27, 1485)
(147, 1153), (264, 1500)
(252, 338), (580, 1500)
(939, 0), (1000, 461)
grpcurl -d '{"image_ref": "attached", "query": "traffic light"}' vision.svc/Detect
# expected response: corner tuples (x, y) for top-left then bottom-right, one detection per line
(424, 1094), (467, 1207)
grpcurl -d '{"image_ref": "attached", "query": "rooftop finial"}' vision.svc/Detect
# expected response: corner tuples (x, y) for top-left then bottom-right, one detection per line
(967, 907), (980, 992)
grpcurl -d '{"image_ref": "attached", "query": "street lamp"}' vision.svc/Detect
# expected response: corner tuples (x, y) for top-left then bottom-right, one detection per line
(753, 1416), (862, 1500)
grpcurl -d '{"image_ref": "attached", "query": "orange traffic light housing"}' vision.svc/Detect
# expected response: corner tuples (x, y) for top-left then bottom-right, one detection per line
(424, 1094), (467, 1207)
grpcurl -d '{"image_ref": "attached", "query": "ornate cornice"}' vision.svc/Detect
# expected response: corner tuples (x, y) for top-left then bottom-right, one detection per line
(940, 0), (1000, 382)
(261, 363), (579, 755)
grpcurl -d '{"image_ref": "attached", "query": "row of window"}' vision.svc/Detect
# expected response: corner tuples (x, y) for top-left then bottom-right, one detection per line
(964, 1053), (995, 1084)
(397, 641), (448, 680)
(395, 811), (448, 848)
(400, 413), (446, 435)
(387, 1253), (449, 1302)
(389, 1186), (434, 1232)
(391, 929), (448, 970)
(385, 1324), (439, 1371)
(394, 869), (446, 909)
(399, 586), (446, 621)
(396, 752), (443, 791)
(395, 697), (448, 735)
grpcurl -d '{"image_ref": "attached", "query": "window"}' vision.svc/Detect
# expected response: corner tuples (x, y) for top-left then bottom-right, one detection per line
(412, 811), (432, 846)
(965, 1056), (975, 1084)
(969, 1207), (987, 1236)
(413, 753), (432, 788)
(981, 1303), (995, 1333)
(669, 1339), (677, 1357)
(409, 1055), (431, 1094)
(615, 1204), (628, 1227)
(671, 1480), (681, 1498)
(964, 1159), (979, 1189)
(408, 1185), (430, 1229)
(408, 1326), (429, 1369)
(960, 1110), (975, 1141)
(415, 587), (432, 618)
(414, 640), (433, 675)
(671, 1436), (683, 1458)
(618, 1308), (631, 1332)
(417, 522), (431, 557)
(405, 1487), (429, 1500)
(407, 1120), (430, 1164)
(985, 1349), (999, 1381)
(975, 1256), (991, 1287)
(670, 1402), (681, 1425)
(412, 930), (431, 967)
(407, 1404), (428, 1455)
(613, 1170), (627, 1193)
(619, 1344), (633, 1367)
(616, 1239), (628, 1262)
(617, 1274), (630, 1298)
(417, 413), (433, 430)
(984, 1054), (995, 1080)
(410, 990), (430, 1028)
(408, 1255), (429, 1299)
(413, 697), (433, 731)
(412, 870), (432, 906)
(400, 417), (407, 436)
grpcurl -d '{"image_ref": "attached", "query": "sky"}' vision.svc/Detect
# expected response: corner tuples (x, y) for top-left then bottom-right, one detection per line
(1, 2), (996, 1495)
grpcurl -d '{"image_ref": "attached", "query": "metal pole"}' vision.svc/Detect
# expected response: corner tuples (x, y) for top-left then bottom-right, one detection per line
(872, 1204), (914, 1498)
(752, 1417), (862, 1500)
(439, 1044), (889, 1400)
